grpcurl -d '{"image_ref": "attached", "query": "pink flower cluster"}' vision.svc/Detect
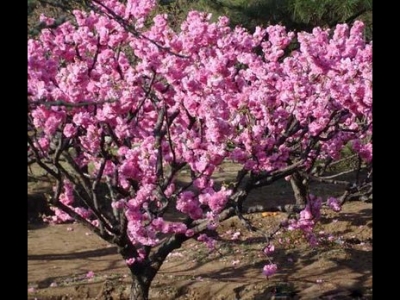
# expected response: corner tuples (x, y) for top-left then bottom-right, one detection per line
(263, 244), (275, 256)
(197, 233), (217, 251)
(326, 197), (341, 212)
(287, 194), (323, 247)
(44, 180), (92, 224)
(262, 263), (278, 278)
(288, 195), (322, 232)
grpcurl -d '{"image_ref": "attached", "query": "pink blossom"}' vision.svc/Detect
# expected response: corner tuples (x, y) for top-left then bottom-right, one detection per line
(307, 233), (319, 247)
(59, 180), (75, 206)
(38, 137), (50, 151)
(167, 252), (184, 258)
(75, 207), (92, 219)
(185, 229), (195, 237)
(300, 207), (313, 220)
(51, 208), (74, 223)
(169, 222), (187, 234)
(72, 112), (92, 127)
(263, 244), (275, 255)
(176, 191), (203, 220)
(199, 187), (232, 213)
(262, 263), (277, 278)
(284, 175), (292, 181)
(86, 271), (95, 279)
(63, 123), (77, 138)
(111, 200), (126, 210)
(327, 197), (341, 212)
(232, 260), (240, 266)
(231, 231), (241, 240)
(197, 234), (216, 251)
(44, 113), (64, 135)
(124, 0), (156, 20)
(39, 14), (55, 26)
(207, 221), (218, 230)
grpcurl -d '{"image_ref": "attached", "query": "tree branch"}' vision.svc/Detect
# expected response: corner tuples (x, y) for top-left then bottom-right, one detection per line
(28, 98), (118, 108)
(27, 136), (60, 179)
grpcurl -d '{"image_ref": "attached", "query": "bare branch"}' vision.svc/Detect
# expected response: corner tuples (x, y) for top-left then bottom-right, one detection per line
(252, 159), (304, 187)
(88, 36), (101, 77)
(245, 204), (305, 214)
(306, 174), (350, 185)
(90, 0), (189, 58)
(61, 152), (92, 196)
(28, 98), (118, 108)
(154, 106), (166, 182)
(27, 136), (60, 179)
(55, 200), (115, 243)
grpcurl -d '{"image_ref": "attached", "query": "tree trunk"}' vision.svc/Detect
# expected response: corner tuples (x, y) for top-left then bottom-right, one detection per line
(290, 172), (308, 205)
(130, 276), (151, 300)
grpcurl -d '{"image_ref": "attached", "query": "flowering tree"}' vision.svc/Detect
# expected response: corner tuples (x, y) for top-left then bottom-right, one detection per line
(27, 0), (372, 298)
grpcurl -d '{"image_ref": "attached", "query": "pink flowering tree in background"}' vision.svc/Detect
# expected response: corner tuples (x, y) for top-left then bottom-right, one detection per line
(27, 0), (372, 298)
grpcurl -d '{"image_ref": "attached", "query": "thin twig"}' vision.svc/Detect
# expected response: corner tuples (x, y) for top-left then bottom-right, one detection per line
(28, 98), (118, 108)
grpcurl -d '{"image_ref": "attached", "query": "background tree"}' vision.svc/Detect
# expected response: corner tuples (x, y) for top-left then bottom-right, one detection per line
(28, 0), (89, 36)
(28, 0), (372, 299)
(156, 0), (372, 39)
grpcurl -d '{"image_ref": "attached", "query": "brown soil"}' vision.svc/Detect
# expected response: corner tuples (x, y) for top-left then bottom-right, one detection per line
(28, 165), (372, 300)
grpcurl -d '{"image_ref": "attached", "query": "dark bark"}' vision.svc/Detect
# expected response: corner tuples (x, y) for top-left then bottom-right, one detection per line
(124, 235), (189, 300)
(290, 171), (308, 205)
(130, 276), (151, 300)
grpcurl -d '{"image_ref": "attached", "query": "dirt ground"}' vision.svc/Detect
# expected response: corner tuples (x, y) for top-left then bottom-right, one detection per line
(28, 165), (372, 300)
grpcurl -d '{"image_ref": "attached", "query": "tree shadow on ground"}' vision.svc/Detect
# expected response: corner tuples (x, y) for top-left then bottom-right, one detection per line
(28, 222), (50, 230)
(28, 193), (53, 224)
(320, 208), (372, 228)
(32, 273), (119, 290)
(255, 246), (372, 299)
(28, 246), (119, 260)
(28, 246), (125, 289)
(158, 236), (372, 299)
